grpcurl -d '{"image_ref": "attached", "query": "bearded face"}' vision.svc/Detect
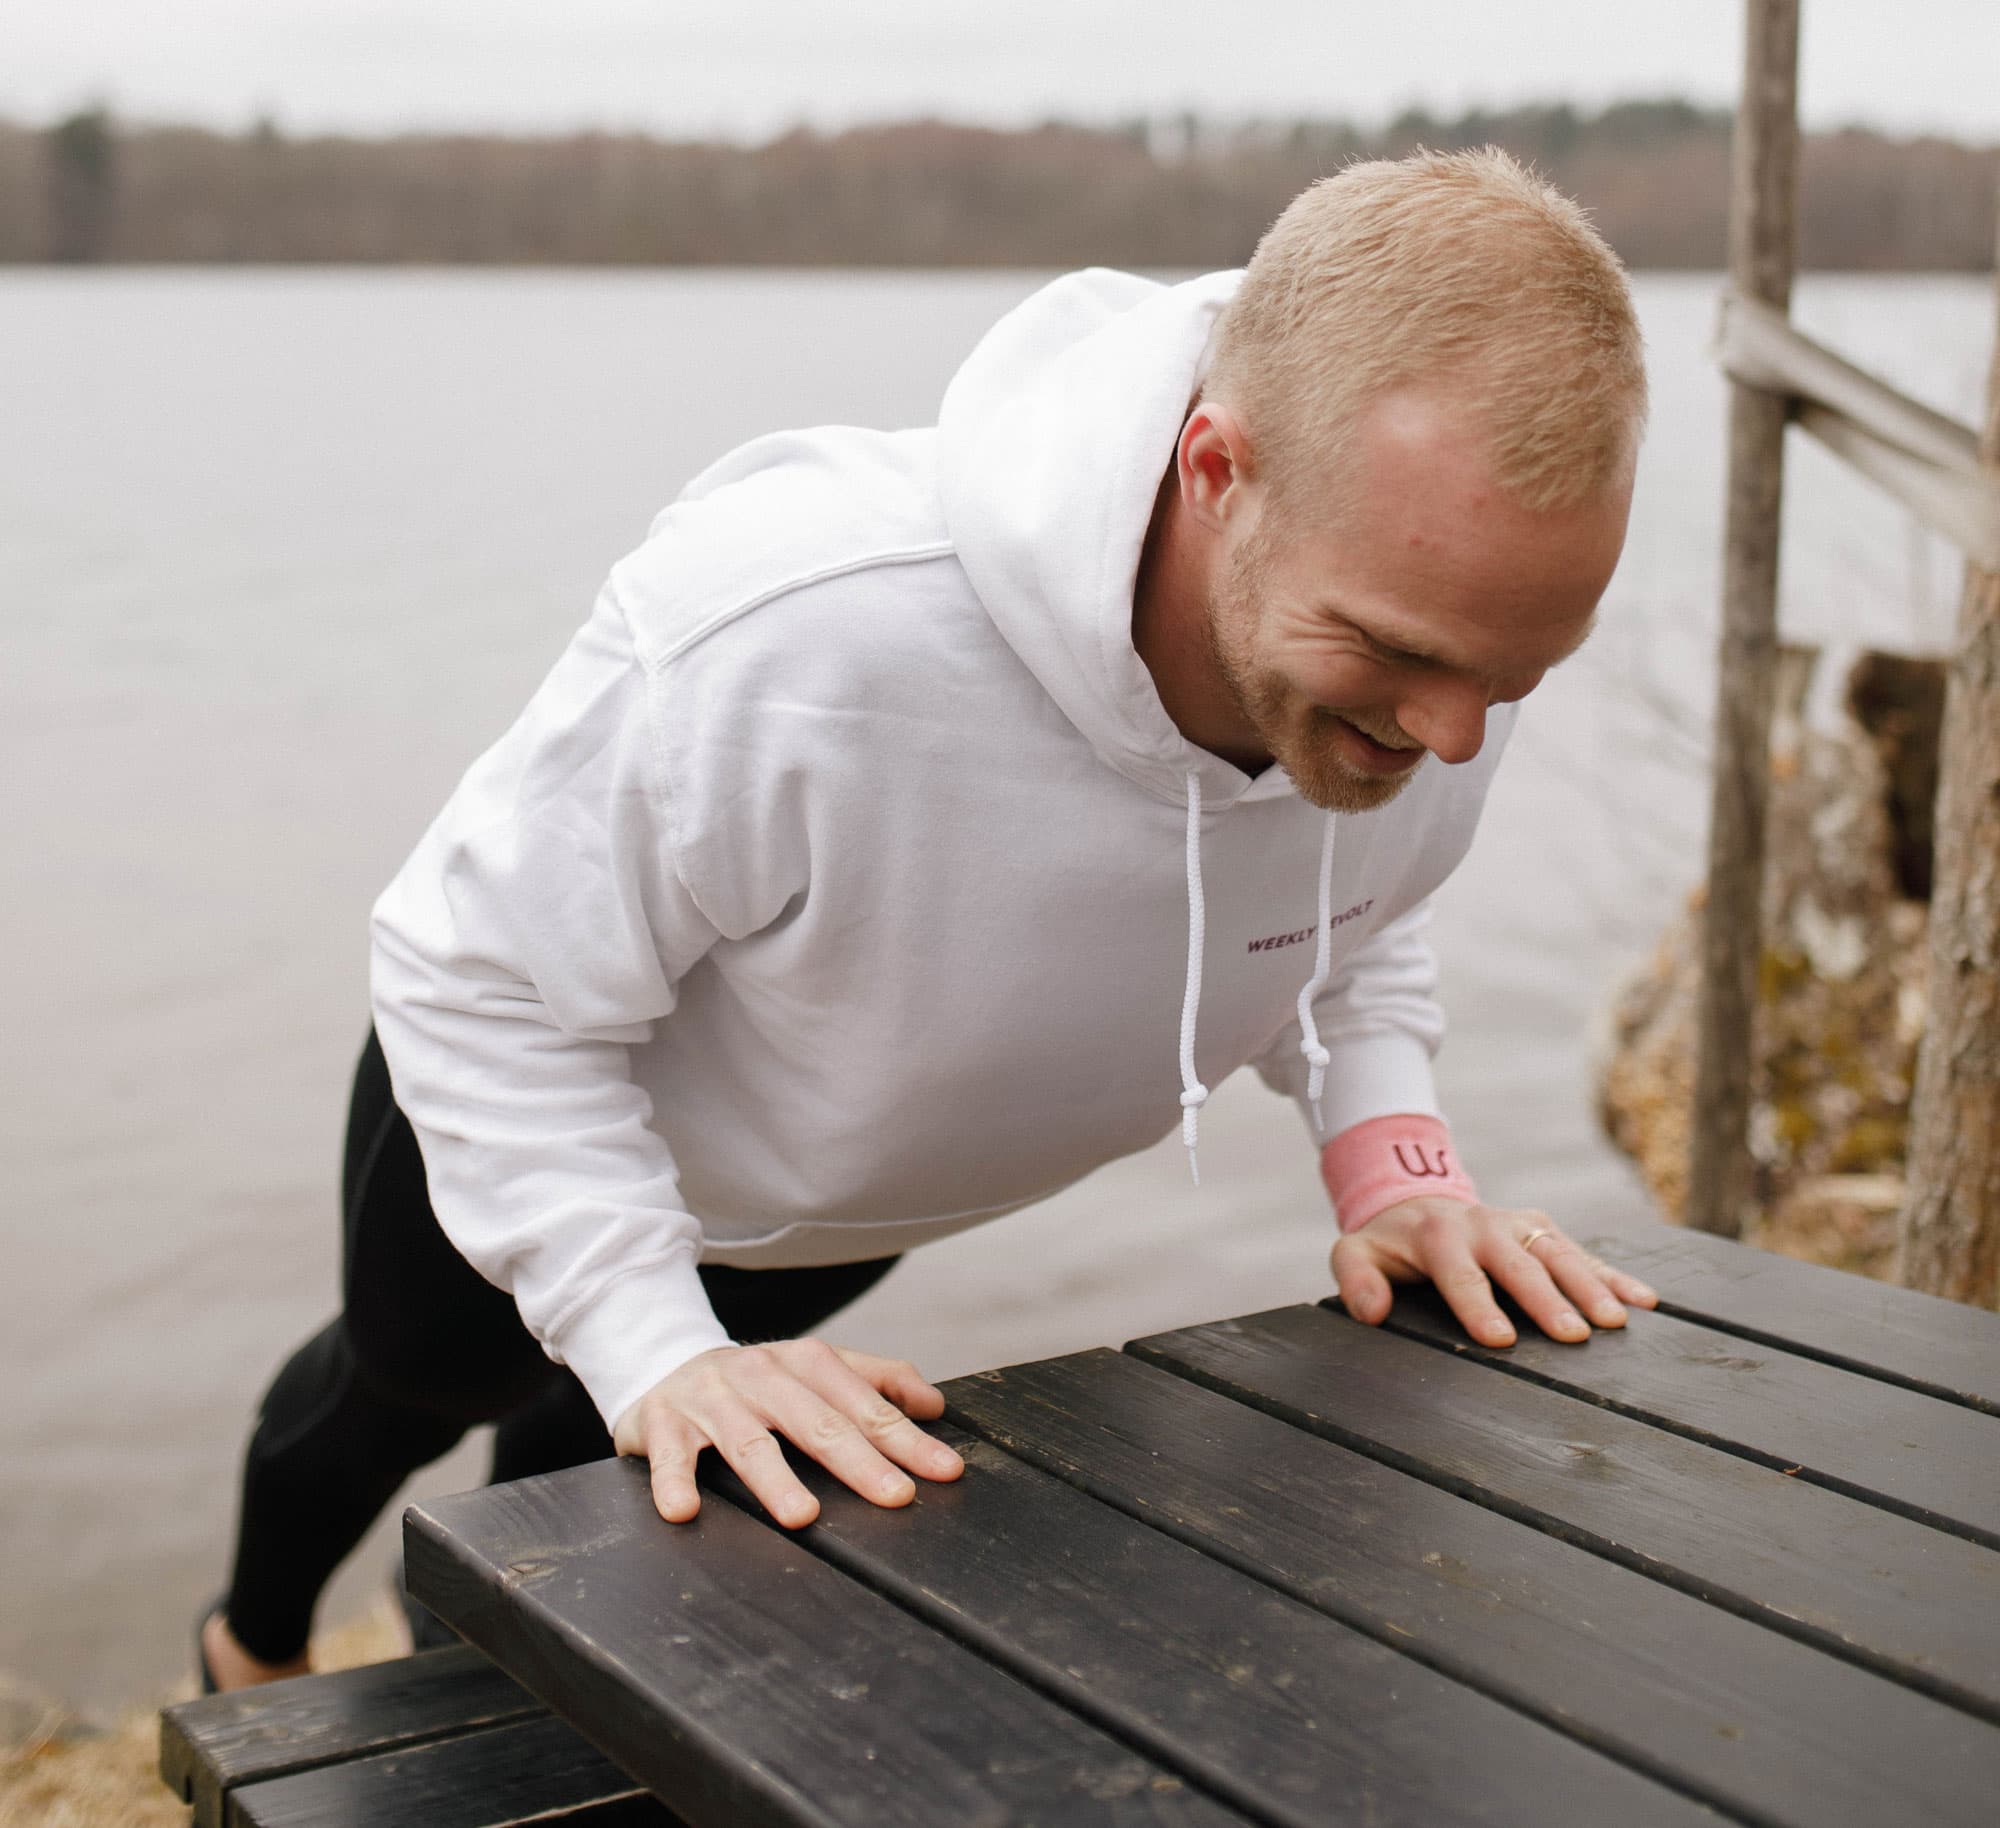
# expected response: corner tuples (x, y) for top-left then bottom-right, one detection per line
(1182, 387), (1628, 815)
(1205, 516), (1429, 814)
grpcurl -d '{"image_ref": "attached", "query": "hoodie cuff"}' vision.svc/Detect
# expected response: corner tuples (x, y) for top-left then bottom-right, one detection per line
(544, 1248), (735, 1433)
(1307, 1029), (1443, 1139)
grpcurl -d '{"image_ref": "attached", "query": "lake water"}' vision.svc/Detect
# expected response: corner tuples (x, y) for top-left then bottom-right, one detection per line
(2, 268), (1991, 1711)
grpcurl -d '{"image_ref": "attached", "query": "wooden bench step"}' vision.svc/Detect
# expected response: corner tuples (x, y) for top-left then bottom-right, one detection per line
(160, 1645), (542, 1826)
(229, 1711), (680, 1827)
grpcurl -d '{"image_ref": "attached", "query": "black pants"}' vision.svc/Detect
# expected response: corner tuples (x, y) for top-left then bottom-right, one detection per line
(222, 1030), (898, 1664)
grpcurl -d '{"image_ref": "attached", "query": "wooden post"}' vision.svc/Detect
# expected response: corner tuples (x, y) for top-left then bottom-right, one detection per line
(1898, 211), (2000, 1309)
(1687, 0), (1802, 1238)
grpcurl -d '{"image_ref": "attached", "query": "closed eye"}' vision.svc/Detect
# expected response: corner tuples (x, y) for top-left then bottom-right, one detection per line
(1365, 635), (1447, 670)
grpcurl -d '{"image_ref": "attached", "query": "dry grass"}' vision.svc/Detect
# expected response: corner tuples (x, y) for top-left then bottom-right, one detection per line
(0, 1601), (410, 1828)
(0, 1711), (191, 1828)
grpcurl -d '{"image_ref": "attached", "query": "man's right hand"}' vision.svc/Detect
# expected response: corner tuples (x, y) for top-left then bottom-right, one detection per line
(611, 1339), (964, 1528)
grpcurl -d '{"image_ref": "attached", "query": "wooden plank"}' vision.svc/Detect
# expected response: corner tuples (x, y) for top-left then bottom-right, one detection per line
(160, 1644), (542, 1828)
(945, 1350), (2000, 1828)
(406, 1456), (1250, 1828)
(710, 1426), (1720, 1828)
(1714, 291), (2000, 568)
(1126, 1305), (2000, 1724)
(229, 1712), (674, 1828)
(1376, 1285), (2000, 1546)
(1714, 290), (1985, 475)
(1578, 1225), (2000, 1414)
(1796, 402), (2000, 571)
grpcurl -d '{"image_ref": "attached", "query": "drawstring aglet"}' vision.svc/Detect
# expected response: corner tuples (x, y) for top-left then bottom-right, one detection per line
(1303, 1041), (1330, 1136)
(1180, 1083), (1209, 1185)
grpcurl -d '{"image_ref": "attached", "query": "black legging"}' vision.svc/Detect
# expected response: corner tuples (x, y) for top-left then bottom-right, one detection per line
(221, 1029), (899, 1664)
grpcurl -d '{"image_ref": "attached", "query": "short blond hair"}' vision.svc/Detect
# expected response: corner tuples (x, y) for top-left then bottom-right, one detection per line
(1205, 147), (1647, 514)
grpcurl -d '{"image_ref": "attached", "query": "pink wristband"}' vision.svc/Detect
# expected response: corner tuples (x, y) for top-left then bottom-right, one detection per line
(1321, 1113), (1479, 1233)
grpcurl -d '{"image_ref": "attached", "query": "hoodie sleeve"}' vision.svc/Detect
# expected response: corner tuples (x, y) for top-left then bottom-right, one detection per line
(1251, 898), (1447, 1139)
(368, 581), (734, 1432)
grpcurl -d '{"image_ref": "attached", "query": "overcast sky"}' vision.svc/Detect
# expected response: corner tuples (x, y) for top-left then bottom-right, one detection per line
(10, 1), (1999, 142)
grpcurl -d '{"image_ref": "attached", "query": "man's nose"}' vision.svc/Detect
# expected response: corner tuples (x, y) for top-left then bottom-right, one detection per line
(1397, 680), (1488, 765)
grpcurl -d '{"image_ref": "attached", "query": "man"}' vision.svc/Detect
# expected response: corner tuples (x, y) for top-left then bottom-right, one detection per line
(203, 147), (1656, 1690)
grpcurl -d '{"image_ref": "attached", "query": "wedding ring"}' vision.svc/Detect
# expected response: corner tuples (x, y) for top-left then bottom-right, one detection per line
(1519, 1227), (1554, 1255)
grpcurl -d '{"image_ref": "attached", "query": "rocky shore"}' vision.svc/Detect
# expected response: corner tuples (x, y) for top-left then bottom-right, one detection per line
(1598, 648), (1944, 1280)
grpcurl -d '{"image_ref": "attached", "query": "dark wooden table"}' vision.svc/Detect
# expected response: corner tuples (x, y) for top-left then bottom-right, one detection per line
(406, 1225), (2000, 1827)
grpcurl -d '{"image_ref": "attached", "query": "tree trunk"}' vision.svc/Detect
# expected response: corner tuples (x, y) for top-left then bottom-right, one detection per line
(1898, 221), (2000, 1309)
(1688, 0), (1801, 1237)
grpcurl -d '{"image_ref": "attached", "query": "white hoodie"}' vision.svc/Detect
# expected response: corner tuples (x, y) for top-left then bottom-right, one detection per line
(370, 268), (1516, 1429)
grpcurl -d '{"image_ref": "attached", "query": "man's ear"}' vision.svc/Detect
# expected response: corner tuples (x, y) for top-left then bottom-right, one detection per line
(1178, 402), (1257, 534)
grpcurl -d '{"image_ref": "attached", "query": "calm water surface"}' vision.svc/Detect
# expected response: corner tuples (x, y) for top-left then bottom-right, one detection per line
(2, 268), (1990, 1707)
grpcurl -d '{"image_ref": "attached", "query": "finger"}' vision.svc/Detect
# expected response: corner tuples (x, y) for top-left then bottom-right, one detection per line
(696, 1389), (820, 1530)
(1526, 1234), (1630, 1330)
(641, 1412), (705, 1524)
(1566, 1248), (1659, 1309)
(831, 1345), (948, 1420)
(1481, 1235), (1591, 1342)
(1597, 1262), (1659, 1307)
(736, 1344), (944, 1504)
(1421, 1228), (1517, 1348)
(786, 1344), (963, 1484)
(737, 1346), (902, 1492)
(761, 1379), (919, 1510)
(1329, 1235), (1396, 1326)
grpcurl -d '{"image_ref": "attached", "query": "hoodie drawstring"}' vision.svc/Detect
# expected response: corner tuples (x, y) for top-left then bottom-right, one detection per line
(1295, 812), (1339, 1133)
(1177, 772), (1209, 1185)
(1177, 783), (1340, 1183)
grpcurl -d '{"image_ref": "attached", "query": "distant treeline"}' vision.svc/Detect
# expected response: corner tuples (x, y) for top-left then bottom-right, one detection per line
(6, 101), (1996, 270)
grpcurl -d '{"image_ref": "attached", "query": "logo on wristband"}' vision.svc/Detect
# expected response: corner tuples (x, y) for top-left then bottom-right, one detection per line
(1392, 1142), (1454, 1178)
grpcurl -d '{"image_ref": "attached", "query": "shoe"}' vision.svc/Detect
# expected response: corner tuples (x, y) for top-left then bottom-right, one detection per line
(194, 1596), (225, 1696)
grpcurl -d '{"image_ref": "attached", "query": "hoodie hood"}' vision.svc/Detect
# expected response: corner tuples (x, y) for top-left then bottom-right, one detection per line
(938, 267), (1284, 809)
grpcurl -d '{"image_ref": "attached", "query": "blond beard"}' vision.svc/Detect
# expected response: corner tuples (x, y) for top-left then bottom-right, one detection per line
(1206, 527), (1425, 814)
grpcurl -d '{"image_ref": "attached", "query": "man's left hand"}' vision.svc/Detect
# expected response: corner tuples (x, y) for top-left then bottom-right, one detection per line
(1330, 1197), (1658, 1347)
